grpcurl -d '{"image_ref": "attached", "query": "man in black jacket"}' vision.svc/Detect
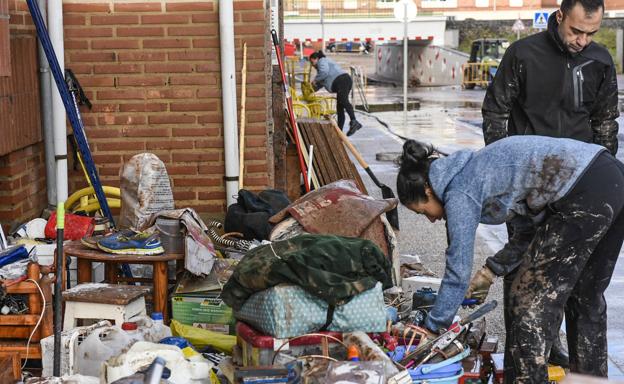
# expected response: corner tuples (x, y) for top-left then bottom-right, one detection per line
(473, 0), (619, 381)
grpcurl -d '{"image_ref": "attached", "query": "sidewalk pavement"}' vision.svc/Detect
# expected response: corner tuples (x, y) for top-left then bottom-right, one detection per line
(348, 111), (624, 378)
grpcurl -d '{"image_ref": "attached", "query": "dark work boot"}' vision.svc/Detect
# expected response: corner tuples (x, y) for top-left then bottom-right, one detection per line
(347, 120), (362, 136)
(549, 335), (570, 368)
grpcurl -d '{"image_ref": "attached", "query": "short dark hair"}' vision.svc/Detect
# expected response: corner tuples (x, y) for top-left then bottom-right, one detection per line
(396, 140), (437, 206)
(560, 0), (604, 15)
(309, 50), (326, 60)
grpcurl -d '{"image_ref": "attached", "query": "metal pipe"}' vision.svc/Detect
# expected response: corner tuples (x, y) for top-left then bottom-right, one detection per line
(48, 0), (67, 203)
(219, 0), (239, 207)
(37, 0), (56, 206)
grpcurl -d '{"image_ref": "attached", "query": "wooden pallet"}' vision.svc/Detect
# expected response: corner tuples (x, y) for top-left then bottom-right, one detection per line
(297, 118), (367, 193)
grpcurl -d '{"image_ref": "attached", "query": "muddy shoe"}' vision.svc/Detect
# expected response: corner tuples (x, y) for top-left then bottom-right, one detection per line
(81, 229), (137, 250)
(347, 120), (362, 136)
(97, 232), (164, 255)
(548, 337), (570, 368)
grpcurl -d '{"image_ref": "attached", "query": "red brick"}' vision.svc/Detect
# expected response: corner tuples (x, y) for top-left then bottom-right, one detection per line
(198, 191), (226, 200)
(114, 3), (162, 12)
(191, 13), (218, 23)
(65, 40), (89, 50)
(168, 26), (216, 36)
(69, 52), (116, 63)
(246, 99), (267, 111)
(246, 151), (267, 161)
(97, 89), (145, 100)
(166, 2), (214, 12)
(195, 139), (223, 149)
(246, 137), (266, 147)
(198, 114), (224, 124)
(145, 63), (193, 73)
(146, 89), (195, 99)
(246, 112), (266, 123)
(194, 203), (226, 213)
(121, 127), (170, 137)
(169, 76), (216, 86)
(94, 64), (142, 74)
(0, 209), (22, 221)
(86, 127), (121, 139)
(243, 176), (269, 186)
(241, 12), (266, 22)
(64, 3), (111, 12)
(91, 103), (118, 113)
(196, 63), (220, 73)
(172, 127), (220, 136)
(141, 14), (189, 24)
(79, 77), (115, 87)
(64, 15), (86, 25)
(167, 165), (198, 175)
(245, 163), (268, 173)
(148, 115), (195, 124)
(91, 15), (139, 25)
(92, 40), (140, 50)
(173, 152), (221, 162)
(119, 103), (168, 112)
(117, 76), (167, 86)
(192, 38), (219, 49)
(96, 141), (146, 151)
(233, 1), (264, 10)
(173, 191), (197, 200)
(143, 39), (190, 49)
(92, 154), (122, 164)
(98, 115), (147, 126)
(65, 27), (113, 38)
(168, 51), (212, 61)
(146, 141), (194, 150)
(173, 177), (220, 187)
(196, 88), (221, 98)
(198, 164), (225, 174)
(170, 102), (217, 112)
(117, 27), (165, 37)
(243, 125), (268, 136)
(117, 52), (167, 62)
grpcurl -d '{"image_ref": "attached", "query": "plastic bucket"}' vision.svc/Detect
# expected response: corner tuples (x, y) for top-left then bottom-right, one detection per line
(155, 217), (184, 254)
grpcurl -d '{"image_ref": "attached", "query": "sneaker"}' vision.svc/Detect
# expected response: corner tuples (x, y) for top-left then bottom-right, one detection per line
(97, 232), (164, 255)
(347, 120), (362, 136)
(81, 229), (137, 250)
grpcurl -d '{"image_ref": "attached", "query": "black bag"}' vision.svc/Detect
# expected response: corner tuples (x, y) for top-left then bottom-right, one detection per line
(224, 189), (290, 241)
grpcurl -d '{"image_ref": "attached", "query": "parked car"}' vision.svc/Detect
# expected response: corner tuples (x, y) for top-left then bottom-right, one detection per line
(326, 41), (373, 54)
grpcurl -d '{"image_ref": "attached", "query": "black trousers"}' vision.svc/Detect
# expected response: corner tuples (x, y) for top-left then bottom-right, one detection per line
(331, 74), (356, 130)
(504, 152), (624, 383)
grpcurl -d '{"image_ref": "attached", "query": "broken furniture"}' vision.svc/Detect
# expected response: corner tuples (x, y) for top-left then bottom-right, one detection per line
(62, 283), (150, 330)
(63, 241), (184, 323)
(0, 262), (53, 362)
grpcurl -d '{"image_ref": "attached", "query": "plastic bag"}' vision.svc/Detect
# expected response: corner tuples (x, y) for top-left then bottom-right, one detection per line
(45, 212), (95, 240)
(170, 319), (236, 354)
(119, 153), (174, 230)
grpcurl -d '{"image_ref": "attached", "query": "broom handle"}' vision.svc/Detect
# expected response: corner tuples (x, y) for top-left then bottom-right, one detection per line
(330, 118), (369, 168)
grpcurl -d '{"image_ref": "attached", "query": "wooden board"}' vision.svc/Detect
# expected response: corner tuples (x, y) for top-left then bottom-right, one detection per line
(0, 351), (20, 381)
(297, 118), (367, 194)
(62, 283), (151, 305)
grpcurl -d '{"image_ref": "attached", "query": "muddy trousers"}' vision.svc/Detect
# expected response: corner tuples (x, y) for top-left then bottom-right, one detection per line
(504, 152), (624, 383)
(331, 74), (356, 130)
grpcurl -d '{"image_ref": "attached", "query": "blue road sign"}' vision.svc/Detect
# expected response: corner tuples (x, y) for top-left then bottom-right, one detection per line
(533, 11), (549, 29)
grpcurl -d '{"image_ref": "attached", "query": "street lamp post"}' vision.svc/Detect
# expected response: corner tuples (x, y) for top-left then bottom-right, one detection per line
(394, 0), (417, 128)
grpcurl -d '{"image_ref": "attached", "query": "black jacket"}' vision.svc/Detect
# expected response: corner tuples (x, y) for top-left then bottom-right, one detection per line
(482, 13), (619, 154)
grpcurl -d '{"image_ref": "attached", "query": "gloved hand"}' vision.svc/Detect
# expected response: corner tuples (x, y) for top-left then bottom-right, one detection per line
(465, 265), (496, 304)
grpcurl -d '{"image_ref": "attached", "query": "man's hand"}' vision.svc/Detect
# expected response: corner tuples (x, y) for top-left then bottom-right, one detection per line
(465, 265), (496, 304)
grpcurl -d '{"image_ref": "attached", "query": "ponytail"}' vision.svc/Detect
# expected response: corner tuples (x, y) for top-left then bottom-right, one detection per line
(396, 140), (437, 205)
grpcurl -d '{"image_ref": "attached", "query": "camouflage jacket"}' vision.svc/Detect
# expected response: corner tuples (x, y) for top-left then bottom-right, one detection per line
(221, 234), (393, 310)
(482, 12), (619, 155)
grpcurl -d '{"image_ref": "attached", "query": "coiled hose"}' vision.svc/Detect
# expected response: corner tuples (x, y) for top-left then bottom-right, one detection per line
(207, 221), (252, 252)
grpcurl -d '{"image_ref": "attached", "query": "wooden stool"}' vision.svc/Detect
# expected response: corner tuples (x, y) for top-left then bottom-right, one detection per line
(62, 283), (150, 330)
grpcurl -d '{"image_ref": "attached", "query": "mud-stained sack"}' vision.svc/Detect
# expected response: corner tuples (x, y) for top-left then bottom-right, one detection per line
(119, 153), (174, 230)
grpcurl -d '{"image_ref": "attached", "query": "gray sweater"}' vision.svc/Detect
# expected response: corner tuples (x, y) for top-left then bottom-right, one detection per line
(313, 57), (346, 92)
(424, 135), (604, 332)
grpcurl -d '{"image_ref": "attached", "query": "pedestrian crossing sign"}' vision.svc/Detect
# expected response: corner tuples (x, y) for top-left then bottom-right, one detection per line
(533, 11), (549, 29)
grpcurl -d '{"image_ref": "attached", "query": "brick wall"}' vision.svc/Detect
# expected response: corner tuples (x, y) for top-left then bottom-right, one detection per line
(0, 0), (47, 228)
(62, 0), (273, 215)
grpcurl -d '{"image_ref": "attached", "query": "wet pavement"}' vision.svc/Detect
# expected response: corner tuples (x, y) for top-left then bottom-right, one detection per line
(347, 80), (624, 377)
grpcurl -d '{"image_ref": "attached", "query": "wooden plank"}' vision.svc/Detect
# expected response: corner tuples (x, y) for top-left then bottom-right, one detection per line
(63, 283), (150, 305)
(0, 351), (21, 381)
(322, 121), (368, 193)
(298, 119), (329, 186)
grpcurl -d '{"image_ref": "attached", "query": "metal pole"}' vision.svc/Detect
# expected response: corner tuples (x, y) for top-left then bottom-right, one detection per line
(403, 2), (408, 127)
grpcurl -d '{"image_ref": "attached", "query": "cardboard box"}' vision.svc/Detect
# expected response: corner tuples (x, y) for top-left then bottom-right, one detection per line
(401, 276), (442, 296)
(171, 291), (235, 335)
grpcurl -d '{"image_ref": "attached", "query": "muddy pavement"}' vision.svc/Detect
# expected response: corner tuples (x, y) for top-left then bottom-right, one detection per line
(346, 82), (624, 377)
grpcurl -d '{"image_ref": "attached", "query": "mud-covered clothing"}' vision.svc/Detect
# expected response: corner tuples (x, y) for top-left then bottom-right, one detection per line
(332, 74), (356, 130)
(424, 135), (605, 333)
(313, 57), (347, 93)
(507, 151), (624, 382)
(221, 234), (393, 310)
(482, 12), (619, 155)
